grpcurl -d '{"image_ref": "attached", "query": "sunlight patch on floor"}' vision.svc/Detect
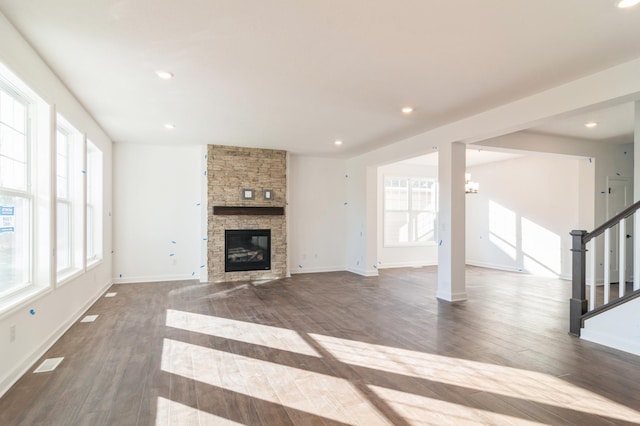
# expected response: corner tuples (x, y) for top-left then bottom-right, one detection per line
(369, 385), (545, 425)
(156, 396), (244, 426)
(165, 309), (321, 357)
(310, 333), (640, 423)
(161, 338), (389, 425)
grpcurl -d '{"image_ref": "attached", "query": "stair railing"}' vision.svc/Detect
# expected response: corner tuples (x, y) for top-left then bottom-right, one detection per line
(570, 200), (640, 336)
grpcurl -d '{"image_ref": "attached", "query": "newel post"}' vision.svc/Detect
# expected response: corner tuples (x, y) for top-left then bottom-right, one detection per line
(570, 230), (588, 336)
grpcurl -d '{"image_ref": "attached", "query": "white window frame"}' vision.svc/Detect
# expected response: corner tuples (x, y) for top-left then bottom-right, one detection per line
(0, 60), (52, 316)
(86, 139), (102, 266)
(0, 82), (33, 299)
(55, 115), (83, 284)
(383, 176), (438, 247)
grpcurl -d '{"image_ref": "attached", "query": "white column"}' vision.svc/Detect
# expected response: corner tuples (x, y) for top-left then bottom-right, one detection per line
(437, 142), (467, 302)
(634, 101), (640, 291)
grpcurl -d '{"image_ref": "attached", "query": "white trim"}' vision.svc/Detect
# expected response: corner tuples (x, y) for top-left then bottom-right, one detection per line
(436, 291), (468, 302)
(346, 266), (379, 277)
(466, 259), (570, 280)
(377, 261), (437, 269)
(0, 279), (112, 398)
(113, 274), (198, 284)
(581, 328), (640, 357)
(466, 259), (527, 273)
(55, 267), (83, 288)
(0, 286), (51, 321)
(290, 266), (346, 274)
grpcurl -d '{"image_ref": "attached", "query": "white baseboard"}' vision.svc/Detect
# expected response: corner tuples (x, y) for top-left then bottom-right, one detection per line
(377, 261), (437, 269)
(113, 274), (197, 284)
(581, 328), (640, 357)
(467, 260), (570, 280)
(466, 260), (526, 274)
(436, 290), (468, 302)
(290, 266), (346, 274)
(347, 266), (379, 277)
(0, 279), (113, 399)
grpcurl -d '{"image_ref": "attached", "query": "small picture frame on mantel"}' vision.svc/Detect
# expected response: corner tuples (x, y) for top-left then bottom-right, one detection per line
(242, 188), (255, 200)
(263, 189), (273, 200)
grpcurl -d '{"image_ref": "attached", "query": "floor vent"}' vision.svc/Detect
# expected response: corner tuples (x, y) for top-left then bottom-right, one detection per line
(80, 315), (99, 323)
(34, 357), (64, 373)
(104, 292), (117, 298)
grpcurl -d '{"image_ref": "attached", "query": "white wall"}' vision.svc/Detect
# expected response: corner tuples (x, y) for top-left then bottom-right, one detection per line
(479, 132), (634, 282)
(346, 159), (379, 276)
(113, 144), (204, 283)
(289, 155), (347, 273)
(466, 155), (586, 279)
(377, 162), (438, 268)
(582, 297), (640, 356)
(0, 12), (113, 397)
(345, 58), (640, 278)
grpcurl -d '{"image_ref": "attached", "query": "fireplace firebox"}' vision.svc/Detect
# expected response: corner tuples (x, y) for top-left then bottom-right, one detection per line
(225, 229), (271, 272)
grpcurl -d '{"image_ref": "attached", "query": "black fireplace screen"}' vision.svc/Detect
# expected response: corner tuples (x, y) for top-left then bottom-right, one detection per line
(225, 229), (271, 272)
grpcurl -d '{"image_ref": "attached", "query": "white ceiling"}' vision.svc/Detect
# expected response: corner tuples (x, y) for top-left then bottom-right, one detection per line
(0, 1), (639, 157)
(400, 150), (522, 168)
(531, 102), (635, 143)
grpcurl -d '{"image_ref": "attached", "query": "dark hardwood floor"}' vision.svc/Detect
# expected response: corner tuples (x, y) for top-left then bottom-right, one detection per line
(1, 266), (640, 425)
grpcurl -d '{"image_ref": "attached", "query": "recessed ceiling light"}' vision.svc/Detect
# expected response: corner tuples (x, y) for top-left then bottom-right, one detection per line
(156, 70), (174, 80)
(401, 106), (414, 114)
(617, 0), (640, 8)
(164, 123), (176, 130)
(584, 122), (598, 128)
(334, 140), (343, 146)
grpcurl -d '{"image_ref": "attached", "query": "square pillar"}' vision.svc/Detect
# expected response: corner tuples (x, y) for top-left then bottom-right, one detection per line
(437, 142), (467, 302)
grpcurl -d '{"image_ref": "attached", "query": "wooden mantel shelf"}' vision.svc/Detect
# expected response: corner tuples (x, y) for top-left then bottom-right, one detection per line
(213, 206), (285, 216)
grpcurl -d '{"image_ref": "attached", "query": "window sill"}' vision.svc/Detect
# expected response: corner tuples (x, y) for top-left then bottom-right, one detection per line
(0, 284), (51, 321)
(86, 258), (103, 271)
(56, 268), (83, 287)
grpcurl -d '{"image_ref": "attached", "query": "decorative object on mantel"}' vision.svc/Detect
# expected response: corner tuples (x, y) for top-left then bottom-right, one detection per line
(213, 206), (285, 216)
(242, 188), (255, 200)
(263, 189), (273, 200)
(465, 173), (479, 194)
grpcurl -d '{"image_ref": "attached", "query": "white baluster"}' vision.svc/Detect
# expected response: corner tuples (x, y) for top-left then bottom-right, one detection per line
(589, 238), (596, 310)
(604, 228), (610, 304)
(620, 218), (626, 298)
(635, 214), (640, 291)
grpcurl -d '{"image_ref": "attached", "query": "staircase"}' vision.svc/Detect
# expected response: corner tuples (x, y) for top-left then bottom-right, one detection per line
(570, 200), (640, 347)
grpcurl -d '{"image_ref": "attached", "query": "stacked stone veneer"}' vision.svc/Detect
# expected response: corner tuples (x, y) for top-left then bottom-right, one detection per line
(208, 145), (287, 282)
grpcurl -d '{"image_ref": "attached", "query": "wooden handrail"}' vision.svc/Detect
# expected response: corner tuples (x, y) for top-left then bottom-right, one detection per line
(570, 199), (640, 336)
(584, 199), (640, 243)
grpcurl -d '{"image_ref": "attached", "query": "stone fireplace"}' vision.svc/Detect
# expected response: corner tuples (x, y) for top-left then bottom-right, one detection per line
(207, 145), (287, 282)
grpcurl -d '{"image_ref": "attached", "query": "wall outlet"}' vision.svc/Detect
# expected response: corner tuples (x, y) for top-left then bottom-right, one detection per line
(10, 325), (16, 343)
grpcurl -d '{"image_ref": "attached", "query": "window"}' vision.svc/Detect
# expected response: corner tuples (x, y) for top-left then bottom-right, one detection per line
(0, 62), (51, 307)
(384, 176), (437, 246)
(56, 115), (83, 280)
(86, 140), (102, 264)
(0, 86), (31, 296)
(56, 128), (70, 271)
